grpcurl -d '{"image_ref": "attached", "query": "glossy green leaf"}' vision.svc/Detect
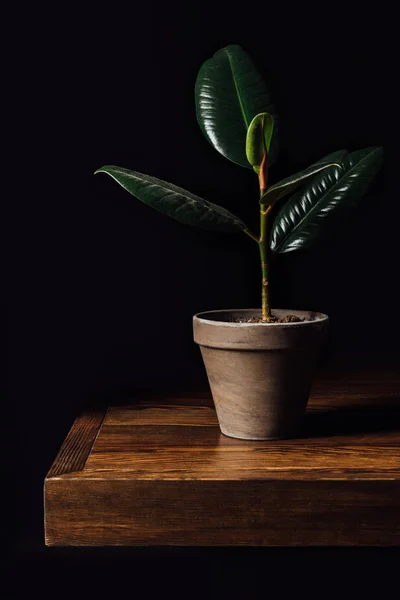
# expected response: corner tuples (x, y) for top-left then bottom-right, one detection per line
(246, 112), (274, 175)
(94, 166), (247, 232)
(195, 45), (278, 168)
(261, 150), (347, 207)
(270, 147), (384, 254)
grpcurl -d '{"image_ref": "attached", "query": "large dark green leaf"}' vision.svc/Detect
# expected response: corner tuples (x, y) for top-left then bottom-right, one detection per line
(195, 45), (278, 168)
(95, 166), (247, 232)
(270, 147), (384, 254)
(261, 150), (347, 207)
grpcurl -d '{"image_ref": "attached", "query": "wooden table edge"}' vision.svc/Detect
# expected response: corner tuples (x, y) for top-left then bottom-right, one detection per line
(44, 402), (400, 547)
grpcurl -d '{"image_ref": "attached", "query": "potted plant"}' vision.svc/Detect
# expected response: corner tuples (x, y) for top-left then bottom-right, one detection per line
(95, 45), (383, 440)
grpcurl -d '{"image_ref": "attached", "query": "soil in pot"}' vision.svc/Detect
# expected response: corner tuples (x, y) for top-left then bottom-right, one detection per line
(232, 314), (306, 323)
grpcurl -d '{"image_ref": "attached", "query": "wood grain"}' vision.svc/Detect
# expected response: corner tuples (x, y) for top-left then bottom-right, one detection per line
(46, 408), (106, 477)
(45, 480), (399, 546)
(44, 363), (400, 546)
(105, 405), (218, 426)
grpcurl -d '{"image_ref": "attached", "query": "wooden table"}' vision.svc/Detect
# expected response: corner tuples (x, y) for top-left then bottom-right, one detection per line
(44, 362), (400, 546)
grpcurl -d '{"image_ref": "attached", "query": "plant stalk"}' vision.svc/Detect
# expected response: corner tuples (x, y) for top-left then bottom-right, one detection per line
(259, 203), (272, 322)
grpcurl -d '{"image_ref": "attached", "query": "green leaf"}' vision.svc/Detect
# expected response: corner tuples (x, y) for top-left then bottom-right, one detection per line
(94, 165), (247, 232)
(270, 147), (384, 254)
(195, 45), (278, 168)
(246, 112), (274, 175)
(261, 150), (347, 207)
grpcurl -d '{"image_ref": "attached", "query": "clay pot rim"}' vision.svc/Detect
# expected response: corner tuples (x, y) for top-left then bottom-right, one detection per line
(194, 308), (329, 328)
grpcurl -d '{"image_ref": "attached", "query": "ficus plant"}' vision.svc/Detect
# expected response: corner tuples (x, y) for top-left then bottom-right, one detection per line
(95, 45), (383, 322)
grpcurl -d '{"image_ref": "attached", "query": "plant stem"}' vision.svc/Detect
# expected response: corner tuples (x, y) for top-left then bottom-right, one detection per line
(259, 202), (272, 322)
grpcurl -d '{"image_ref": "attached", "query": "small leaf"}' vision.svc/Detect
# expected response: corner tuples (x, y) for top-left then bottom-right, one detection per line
(246, 112), (274, 174)
(95, 166), (247, 232)
(270, 147), (384, 254)
(195, 44), (278, 168)
(261, 150), (347, 207)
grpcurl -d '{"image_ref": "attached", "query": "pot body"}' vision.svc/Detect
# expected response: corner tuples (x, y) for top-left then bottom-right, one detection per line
(193, 309), (329, 440)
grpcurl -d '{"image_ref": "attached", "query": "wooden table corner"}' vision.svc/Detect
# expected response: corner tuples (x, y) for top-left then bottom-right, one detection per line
(44, 364), (400, 547)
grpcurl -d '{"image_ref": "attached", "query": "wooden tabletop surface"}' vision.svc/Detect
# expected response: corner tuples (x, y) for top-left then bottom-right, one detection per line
(44, 360), (400, 546)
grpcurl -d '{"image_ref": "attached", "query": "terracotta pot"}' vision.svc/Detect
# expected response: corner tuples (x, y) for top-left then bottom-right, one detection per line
(193, 309), (329, 440)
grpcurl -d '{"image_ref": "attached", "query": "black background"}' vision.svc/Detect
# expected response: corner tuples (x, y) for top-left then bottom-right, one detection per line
(9, 1), (399, 596)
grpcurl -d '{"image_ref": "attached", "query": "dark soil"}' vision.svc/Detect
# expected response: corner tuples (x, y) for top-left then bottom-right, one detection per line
(231, 314), (305, 324)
